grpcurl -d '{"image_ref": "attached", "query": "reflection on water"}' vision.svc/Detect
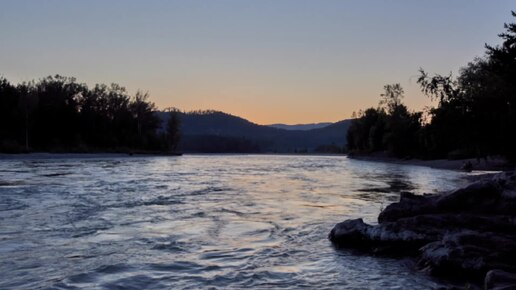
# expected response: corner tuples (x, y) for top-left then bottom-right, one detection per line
(0, 155), (470, 289)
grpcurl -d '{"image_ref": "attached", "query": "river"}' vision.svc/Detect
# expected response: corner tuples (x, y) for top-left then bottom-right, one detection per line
(0, 154), (472, 289)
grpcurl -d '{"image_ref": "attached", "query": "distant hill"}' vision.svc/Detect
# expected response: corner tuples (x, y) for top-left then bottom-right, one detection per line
(268, 123), (332, 131)
(156, 110), (351, 153)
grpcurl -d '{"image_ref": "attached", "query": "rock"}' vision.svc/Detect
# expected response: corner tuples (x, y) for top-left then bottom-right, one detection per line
(378, 171), (516, 224)
(328, 218), (431, 255)
(485, 269), (516, 290)
(329, 216), (442, 255)
(328, 218), (372, 247)
(461, 161), (474, 172)
(329, 171), (516, 286)
(330, 214), (516, 257)
(418, 231), (516, 280)
(378, 180), (502, 223)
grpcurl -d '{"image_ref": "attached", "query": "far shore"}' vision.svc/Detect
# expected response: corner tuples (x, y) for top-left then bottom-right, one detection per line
(0, 151), (345, 160)
(349, 154), (512, 172)
(1, 152), (513, 174)
(0, 152), (181, 160)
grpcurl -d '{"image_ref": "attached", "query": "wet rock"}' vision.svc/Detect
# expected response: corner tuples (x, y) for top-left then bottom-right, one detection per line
(329, 171), (516, 285)
(378, 180), (502, 223)
(418, 231), (516, 280)
(485, 269), (516, 290)
(329, 217), (441, 255)
(328, 218), (432, 255)
(378, 171), (516, 224)
(331, 214), (516, 256)
(328, 218), (371, 247)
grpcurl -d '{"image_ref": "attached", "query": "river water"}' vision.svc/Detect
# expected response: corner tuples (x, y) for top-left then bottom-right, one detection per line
(0, 154), (472, 289)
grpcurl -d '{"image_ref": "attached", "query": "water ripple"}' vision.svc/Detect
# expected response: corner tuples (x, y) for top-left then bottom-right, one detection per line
(0, 155), (470, 289)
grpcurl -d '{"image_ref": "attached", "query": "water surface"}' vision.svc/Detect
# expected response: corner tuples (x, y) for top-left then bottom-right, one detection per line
(0, 155), (471, 289)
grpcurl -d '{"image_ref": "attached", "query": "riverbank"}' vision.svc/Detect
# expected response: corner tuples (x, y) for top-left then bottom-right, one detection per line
(329, 171), (516, 289)
(0, 152), (181, 160)
(349, 153), (512, 172)
(2, 152), (512, 175)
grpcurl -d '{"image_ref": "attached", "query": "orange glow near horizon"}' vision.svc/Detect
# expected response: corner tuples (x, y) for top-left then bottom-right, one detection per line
(151, 80), (435, 125)
(1, 1), (513, 125)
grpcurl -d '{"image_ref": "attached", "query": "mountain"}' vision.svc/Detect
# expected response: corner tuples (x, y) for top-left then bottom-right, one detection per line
(267, 123), (333, 131)
(157, 110), (351, 153)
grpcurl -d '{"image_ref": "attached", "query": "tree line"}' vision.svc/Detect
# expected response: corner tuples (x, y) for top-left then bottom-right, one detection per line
(347, 11), (516, 162)
(0, 75), (180, 153)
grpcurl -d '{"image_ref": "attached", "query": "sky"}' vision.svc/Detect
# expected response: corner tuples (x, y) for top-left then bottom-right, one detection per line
(1, 1), (514, 124)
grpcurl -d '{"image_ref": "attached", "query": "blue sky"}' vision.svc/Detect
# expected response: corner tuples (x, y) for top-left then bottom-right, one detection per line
(1, 1), (514, 123)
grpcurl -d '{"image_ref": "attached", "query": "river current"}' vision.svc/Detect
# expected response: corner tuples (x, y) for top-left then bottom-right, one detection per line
(0, 154), (472, 289)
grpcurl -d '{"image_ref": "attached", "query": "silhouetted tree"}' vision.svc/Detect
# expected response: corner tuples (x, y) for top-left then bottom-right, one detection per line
(347, 107), (387, 153)
(130, 91), (159, 147)
(380, 83), (404, 114)
(413, 11), (516, 161)
(0, 75), (172, 153)
(0, 77), (23, 152)
(347, 84), (421, 158)
(17, 81), (38, 151)
(166, 108), (181, 152)
(483, 11), (516, 161)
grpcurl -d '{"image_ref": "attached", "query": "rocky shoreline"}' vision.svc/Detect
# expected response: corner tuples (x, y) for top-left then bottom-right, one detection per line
(329, 171), (516, 289)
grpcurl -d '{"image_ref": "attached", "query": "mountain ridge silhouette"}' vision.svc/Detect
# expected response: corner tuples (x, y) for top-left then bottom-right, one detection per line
(157, 110), (350, 153)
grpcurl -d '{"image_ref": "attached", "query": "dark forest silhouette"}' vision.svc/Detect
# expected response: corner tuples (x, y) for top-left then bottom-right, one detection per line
(347, 12), (516, 162)
(0, 75), (349, 154)
(0, 76), (180, 153)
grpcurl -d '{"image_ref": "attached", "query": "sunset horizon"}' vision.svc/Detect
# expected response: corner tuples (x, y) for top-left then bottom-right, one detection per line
(2, 3), (516, 289)
(2, 1), (514, 124)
